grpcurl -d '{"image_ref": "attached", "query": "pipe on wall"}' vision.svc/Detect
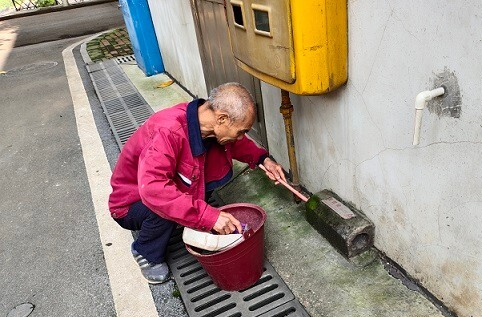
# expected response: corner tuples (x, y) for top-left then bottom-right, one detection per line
(280, 89), (301, 199)
(413, 87), (445, 145)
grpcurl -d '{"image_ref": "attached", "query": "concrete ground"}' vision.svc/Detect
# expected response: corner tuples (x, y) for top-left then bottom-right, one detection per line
(0, 30), (119, 317)
(215, 167), (445, 317)
(80, 30), (449, 317)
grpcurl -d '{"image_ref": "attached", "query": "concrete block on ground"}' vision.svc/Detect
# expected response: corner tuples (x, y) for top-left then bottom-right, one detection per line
(304, 190), (375, 258)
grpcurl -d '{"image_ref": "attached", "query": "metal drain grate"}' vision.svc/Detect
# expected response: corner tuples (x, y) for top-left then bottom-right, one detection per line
(86, 60), (153, 148)
(116, 54), (136, 64)
(167, 229), (310, 317)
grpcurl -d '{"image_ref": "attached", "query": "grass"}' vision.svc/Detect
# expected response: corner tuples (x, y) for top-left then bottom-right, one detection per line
(0, 0), (14, 11)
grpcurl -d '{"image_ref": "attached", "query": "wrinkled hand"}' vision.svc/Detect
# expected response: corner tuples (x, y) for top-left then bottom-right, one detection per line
(262, 157), (287, 184)
(212, 211), (242, 235)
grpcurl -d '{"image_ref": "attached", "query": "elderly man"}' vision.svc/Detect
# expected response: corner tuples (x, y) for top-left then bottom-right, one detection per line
(108, 82), (285, 284)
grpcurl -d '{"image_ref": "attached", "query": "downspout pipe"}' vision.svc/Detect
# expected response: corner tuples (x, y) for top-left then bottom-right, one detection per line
(412, 87), (445, 146)
(280, 89), (301, 201)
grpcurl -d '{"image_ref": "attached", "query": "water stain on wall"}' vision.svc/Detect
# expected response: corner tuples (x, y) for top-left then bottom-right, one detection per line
(441, 258), (481, 315)
(428, 68), (462, 118)
(392, 200), (406, 227)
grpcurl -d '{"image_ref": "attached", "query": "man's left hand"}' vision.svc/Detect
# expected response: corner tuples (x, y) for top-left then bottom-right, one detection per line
(262, 157), (287, 184)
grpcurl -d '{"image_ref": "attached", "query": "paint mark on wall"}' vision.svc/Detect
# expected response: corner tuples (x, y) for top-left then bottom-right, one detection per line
(428, 68), (462, 118)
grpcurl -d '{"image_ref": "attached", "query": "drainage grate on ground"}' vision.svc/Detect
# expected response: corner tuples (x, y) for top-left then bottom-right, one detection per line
(116, 54), (136, 64)
(86, 59), (153, 148)
(167, 228), (310, 317)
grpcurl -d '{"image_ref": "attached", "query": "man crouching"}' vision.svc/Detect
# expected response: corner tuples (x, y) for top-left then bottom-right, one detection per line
(108, 82), (285, 283)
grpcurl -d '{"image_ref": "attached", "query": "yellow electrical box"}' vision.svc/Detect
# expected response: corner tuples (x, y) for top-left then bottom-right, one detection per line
(226, 0), (347, 95)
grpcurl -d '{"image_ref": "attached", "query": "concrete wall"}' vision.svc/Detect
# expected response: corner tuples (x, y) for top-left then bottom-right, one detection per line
(147, 0), (208, 98)
(262, 1), (482, 316)
(146, 0), (481, 315)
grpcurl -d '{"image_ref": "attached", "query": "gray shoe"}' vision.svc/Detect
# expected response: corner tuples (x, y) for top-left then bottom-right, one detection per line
(131, 245), (170, 284)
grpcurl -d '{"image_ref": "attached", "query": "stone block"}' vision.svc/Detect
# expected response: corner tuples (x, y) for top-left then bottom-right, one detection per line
(304, 190), (374, 258)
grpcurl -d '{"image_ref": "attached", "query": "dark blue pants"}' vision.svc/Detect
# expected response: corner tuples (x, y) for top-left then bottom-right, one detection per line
(114, 201), (176, 264)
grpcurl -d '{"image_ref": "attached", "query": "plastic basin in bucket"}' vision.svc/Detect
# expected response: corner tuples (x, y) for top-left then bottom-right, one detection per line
(185, 203), (267, 291)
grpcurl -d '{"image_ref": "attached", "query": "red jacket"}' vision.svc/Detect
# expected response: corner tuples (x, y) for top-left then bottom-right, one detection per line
(108, 100), (267, 231)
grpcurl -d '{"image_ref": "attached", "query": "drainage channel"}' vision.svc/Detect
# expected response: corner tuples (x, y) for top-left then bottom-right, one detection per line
(86, 59), (153, 148)
(167, 228), (309, 317)
(87, 58), (310, 317)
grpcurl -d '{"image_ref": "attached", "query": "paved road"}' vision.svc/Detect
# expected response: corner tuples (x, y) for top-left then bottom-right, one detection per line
(1, 1), (123, 47)
(0, 3), (124, 316)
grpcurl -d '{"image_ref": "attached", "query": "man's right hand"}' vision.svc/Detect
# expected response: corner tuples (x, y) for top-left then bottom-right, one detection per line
(212, 211), (242, 235)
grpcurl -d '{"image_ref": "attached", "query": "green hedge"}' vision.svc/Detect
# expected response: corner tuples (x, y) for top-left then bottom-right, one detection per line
(36, 0), (57, 7)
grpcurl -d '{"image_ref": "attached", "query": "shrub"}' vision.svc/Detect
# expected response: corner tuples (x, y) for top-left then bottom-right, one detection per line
(36, 0), (57, 7)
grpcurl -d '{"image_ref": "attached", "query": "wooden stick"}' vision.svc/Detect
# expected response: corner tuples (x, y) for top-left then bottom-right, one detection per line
(258, 164), (309, 202)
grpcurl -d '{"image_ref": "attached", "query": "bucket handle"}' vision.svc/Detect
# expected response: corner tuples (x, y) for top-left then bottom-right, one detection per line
(186, 246), (202, 256)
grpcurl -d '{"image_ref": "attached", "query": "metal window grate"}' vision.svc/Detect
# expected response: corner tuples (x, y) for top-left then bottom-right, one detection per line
(167, 228), (310, 317)
(86, 60), (153, 148)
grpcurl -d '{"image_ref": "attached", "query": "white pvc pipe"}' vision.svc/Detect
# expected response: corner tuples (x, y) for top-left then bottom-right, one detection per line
(412, 87), (445, 145)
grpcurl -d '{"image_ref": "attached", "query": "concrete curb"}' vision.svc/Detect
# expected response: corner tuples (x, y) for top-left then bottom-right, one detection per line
(80, 41), (94, 64)
(63, 35), (159, 317)
(0, 0), (118, 21)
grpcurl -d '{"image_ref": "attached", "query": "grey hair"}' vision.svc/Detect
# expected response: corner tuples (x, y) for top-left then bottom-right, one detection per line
(207, 82), (255, 122)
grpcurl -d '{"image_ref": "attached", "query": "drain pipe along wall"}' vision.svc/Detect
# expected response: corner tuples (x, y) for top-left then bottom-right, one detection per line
(261, 2), (482, 316)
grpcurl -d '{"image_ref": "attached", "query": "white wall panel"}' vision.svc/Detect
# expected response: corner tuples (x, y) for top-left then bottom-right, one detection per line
(148, 0), (208, 98)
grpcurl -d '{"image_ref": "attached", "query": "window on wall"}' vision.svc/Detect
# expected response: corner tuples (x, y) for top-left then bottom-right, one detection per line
(252, 5), (271, 37)
(254, 9), (269, 32)
(231, 0), (245, 29)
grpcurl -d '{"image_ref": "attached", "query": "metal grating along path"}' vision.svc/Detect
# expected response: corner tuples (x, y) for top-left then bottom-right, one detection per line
(86, 59), (153, 148)
(116, 54), (136, 64)
(167, 228), (310, 317)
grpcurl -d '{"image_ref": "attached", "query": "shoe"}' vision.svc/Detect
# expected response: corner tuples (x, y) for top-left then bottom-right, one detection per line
(131, 245), (170, 284)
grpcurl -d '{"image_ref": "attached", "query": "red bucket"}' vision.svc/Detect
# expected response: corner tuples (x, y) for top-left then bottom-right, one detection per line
(185, 203), (267, 291)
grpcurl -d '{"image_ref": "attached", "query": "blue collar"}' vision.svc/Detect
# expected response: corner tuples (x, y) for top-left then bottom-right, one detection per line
(187, 99), (207, 156)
